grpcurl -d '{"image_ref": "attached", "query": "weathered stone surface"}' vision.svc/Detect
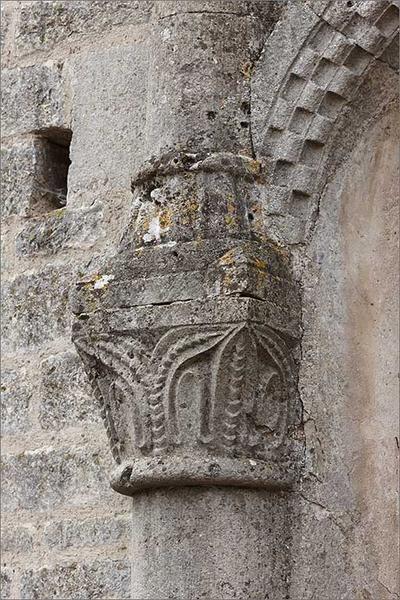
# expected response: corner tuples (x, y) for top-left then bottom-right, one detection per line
(1, 525), (34, 554)
(152, 0), (250, 18)
(380, 34), (399, 71)
(72, 161), (303, 495)
(38, 350), (99, 430)
(1, 446), (113, 512)
(1, 266), (74, 352)
(130, 487), (290, 599)
(145, 12), (256, 159)
(1, 64), (67, 138)
(252, 3), (318, 154)
(65, 44), (148, 207)
(1, 367), (33, 435)
(43, 516), (129, 549)
(0, 2), (13, 58)
(15, 205), (102, 256)
(295, 104), (399, 597)
(0, 568), (12, 600)
(15, 0), (153, 56)
(20, 559), (130, 600)
(2, 2), (399, 599)
(1, 139), (40, 218)
(289, 496), (355, 600)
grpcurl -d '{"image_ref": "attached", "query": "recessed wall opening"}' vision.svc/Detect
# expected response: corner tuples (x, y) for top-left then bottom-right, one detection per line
(32, 127), (72, 214)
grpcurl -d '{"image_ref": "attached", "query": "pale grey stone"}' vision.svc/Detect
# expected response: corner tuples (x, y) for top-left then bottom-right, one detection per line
(20, 559), (130, 600)
(38, 350), (99, 430)
(1, 446), (113, 512)
(65, 44), (149, 206)
(1, 266), (74, 352)
(43, 516), (129, 549)
(1, 525), (34, 554)
(2, 2), (399, 599)
(15, 205), (102, 256)
(15, 1), (153, 56)
(0, 3), (11, 56)
(1, 65), (66, 138)
(252, 3), (319, 154)
(1, 367), (33, 435)
(130, 487), (290, 599)
(72, 160), (303, 494)
(0, 569), (12, 600)
(1, 139), (40, 218)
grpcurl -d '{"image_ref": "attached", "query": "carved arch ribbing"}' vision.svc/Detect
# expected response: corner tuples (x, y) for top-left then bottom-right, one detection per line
(253, 0), (398, 238)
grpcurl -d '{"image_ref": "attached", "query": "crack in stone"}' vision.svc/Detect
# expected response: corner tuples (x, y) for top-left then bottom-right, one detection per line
(159, 11), (249, 20)
(294, 491), (348, 535)
(376, 579), (400, 598)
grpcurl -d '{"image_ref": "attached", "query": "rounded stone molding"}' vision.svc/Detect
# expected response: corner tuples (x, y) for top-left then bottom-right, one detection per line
(111, 455), (295, 496)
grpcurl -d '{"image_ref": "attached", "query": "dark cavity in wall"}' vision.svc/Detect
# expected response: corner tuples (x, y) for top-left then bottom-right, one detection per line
(31, 127), (72, 214)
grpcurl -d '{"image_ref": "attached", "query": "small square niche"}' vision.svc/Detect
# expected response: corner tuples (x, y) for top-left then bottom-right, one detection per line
(32, 127), (72, 214)
(1, 128), (72, 218)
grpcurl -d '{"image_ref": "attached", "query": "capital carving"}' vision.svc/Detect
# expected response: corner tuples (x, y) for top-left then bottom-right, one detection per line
(71, 153), (303, 495)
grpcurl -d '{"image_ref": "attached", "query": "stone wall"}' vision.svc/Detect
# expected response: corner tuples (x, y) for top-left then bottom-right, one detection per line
(1, 1), (149, 597)
(1, 1), (398, 599)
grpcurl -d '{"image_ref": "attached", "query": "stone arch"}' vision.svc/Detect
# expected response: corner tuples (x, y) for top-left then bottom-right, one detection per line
(252, 0), (398, 243)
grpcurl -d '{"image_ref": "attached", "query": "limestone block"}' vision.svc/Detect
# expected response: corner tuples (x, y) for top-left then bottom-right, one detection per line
(1, 139), (40, 218)
(297, 80), (325, 111)
(15, 205), (102, 256)
(38, 351), (99, 430)
(1, 266), (74, 352)
(152, 0), (250, 18)
(20, 559), (130, 600)
(1, 64), (66, 138)
(15, 0), (153, 56)
(0, 2), (12, 56)
(1, 446), (113, 512)
(65, 44), (148, 204)
(380, 35), (399, 71)
(263, 213), (308, 246)
(1, 525), (34, 554)
(1, 367), (33, 435)
(146, 12), (254, 157)
(251, 3), (318, 154)
(43, 516), (129, 549)
(0, 569), (12, 600)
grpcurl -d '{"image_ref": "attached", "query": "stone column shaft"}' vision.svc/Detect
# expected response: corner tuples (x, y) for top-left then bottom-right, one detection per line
(72, 3), (302, 598)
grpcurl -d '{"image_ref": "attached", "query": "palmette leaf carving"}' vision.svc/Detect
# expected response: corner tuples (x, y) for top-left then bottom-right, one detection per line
(147, 326), (234, 455)
(73, 321), (297, 463)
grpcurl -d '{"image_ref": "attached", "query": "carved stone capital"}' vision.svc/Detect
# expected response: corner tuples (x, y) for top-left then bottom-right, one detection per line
(71, 153), (303, 495)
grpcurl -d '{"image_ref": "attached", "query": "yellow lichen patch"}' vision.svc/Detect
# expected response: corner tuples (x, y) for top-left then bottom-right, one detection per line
(81, 273), (102, 288)
(181, 197), (199, 226)
(222, 273), (233, 289)
(52, 207), (67, 218)
(225, 197), (237, 229)
(247, 159), (261, 175)
(241, 62), (252, 79)
(225, 214), (236, 228)
(250, 257), (267, 271)
(219, 249), (236, 266)
(159, 207), (173, 230)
